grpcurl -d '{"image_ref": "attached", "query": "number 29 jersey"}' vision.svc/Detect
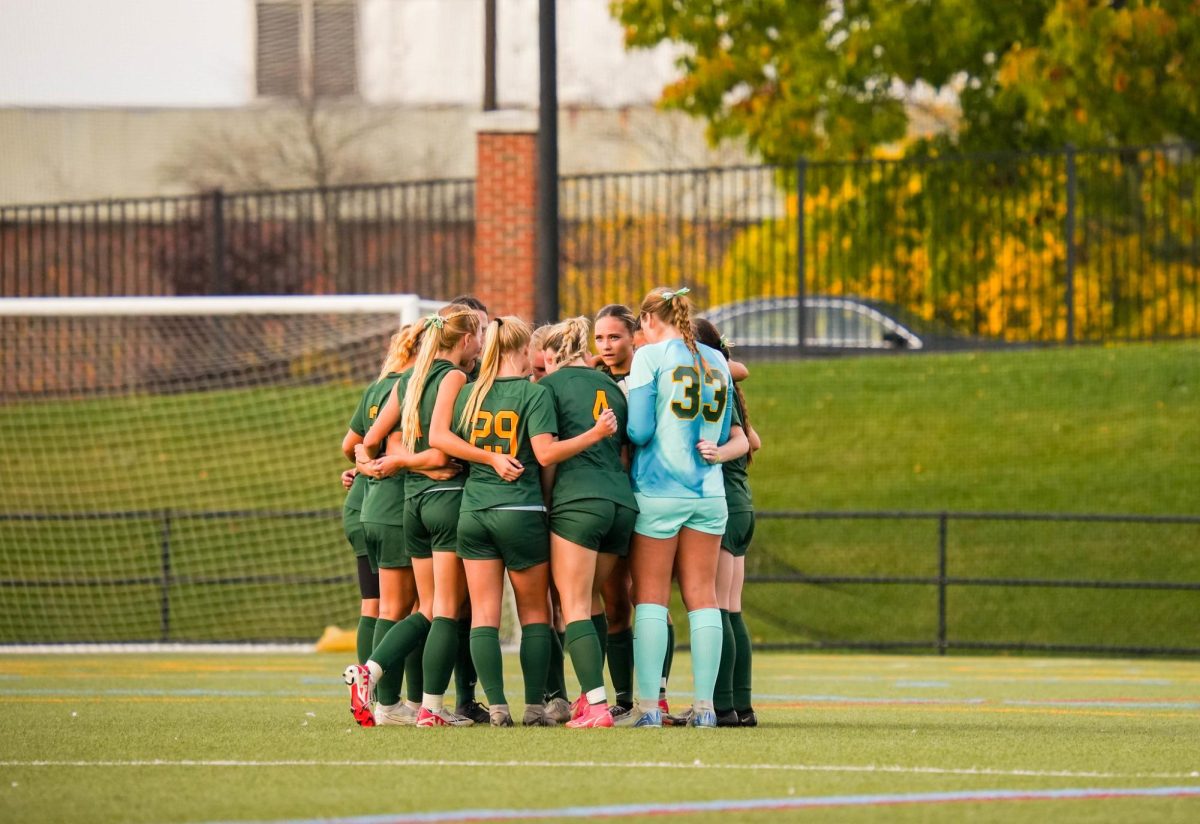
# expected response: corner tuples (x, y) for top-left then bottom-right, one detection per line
(627, 338), (732, 498)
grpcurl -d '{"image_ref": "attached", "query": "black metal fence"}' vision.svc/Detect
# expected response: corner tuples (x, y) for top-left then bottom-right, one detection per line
(2, 508), (1197, 653)
(561, 144), (1200, 350)
(0, 179), (475, 300)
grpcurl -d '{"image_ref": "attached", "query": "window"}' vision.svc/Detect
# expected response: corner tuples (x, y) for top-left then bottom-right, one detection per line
(256, 1), (358, 99)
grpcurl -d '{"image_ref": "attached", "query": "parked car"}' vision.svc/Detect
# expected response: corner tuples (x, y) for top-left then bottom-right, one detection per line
(703, 296), (924, 352)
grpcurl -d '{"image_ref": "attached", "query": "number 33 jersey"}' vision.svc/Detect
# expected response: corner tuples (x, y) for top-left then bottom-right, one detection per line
(454, 377), (558, 511)
(627, 338), (733, 498)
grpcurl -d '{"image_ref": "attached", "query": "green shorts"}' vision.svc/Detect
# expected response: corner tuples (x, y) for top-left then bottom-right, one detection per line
(633, 493), (728, 539)
(457, 508), (550, 570)
(340, 508), (372, 573)
(404, 489), (463, 558)
(363, 520), (411, 569)
(721, 510), (755, 557)
(550, 499), (636, 556)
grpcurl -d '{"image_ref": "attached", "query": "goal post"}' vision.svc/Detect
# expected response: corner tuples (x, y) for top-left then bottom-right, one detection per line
(0, 294), (448, 650)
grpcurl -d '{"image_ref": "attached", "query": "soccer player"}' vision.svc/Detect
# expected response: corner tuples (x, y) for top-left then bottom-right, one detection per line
(342, 305), (484, 728)
(538, 316), (638, 728)
(430, 316), (618, 727)
(693, 317), (761, 727)
(626, 287), (748, 728)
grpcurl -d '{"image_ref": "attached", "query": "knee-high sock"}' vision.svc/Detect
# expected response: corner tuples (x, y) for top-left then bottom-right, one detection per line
(544, 629), (568, 701)
(607, 628), (634, 706)
(421, 616), (459, 699)
(454, 617), (478, 706)
(520, 623), (553, 706)
(660, 621), (675, 694)
(590, 612), (609, 666)
(564, 619), (605, 698)
(730, 611), (754, 711)
(633, 603), (669, 709)
(356, 616), (378, 666)
(714, 609), (737, 712)
(404, 636), (424, 704)
(687, 608), (723, 707)
(469, 626), (506, 706)
(371, 617), (401, 706)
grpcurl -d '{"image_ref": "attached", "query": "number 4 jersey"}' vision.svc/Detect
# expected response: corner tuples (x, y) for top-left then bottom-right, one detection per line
(453, 376), (558, 511)
(627, 338), (733, 498)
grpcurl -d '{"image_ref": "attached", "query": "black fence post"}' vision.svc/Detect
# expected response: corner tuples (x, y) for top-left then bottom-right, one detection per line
(209, 189), (228, 295)
(1064, 146), (1077, 344)
(937, 512), (948, 655)
(796, 158), (808, 354)
(160, 509), (172, 642)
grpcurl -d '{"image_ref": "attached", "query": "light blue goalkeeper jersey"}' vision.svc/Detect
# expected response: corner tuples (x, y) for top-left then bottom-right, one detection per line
(626, 337), (733, 498)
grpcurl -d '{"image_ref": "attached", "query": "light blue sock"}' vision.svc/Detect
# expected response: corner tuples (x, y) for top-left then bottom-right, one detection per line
(688, 607), (724, 707)
(633, 603), (669, 709)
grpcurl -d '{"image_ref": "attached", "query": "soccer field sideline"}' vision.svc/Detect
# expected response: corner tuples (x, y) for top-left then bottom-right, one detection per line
(2, 652), (1198, 823)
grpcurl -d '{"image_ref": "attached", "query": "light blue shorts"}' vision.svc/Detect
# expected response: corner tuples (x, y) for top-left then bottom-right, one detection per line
(633, 493), (728, 539)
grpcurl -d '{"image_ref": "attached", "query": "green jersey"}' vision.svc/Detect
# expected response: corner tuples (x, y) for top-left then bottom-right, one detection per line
(343, 375), (398, 512)
(723, 391), (753, 513)
(454, 377), (557, 511)
(360, 370), (409, 527)
(539, 366), (636, 509)
(405, 359), (468, 500)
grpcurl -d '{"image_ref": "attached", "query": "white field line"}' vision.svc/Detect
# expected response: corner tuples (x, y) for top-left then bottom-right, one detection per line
(1, 758), (1198, 780)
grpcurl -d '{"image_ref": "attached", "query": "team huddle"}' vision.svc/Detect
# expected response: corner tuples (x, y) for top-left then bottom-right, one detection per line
(339, 286), (760, 728)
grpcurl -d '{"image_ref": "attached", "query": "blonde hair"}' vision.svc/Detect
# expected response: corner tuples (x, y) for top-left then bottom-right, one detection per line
(399, 304), (480, 451)
(529, 323), (554, 354)
(377, 323), (426, 379)
(639, 286), (708, 375)
(456, 316), (531, 436)
(541, 316), (591, 367)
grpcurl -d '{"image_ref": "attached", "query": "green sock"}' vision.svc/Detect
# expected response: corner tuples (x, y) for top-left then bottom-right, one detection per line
(544, 629), (568, 701)
(608, 628), (634, 706)
(730, 611), (754, 711)
(371, 617), (401, 706)
(455, 617), (478, 706)
(421, 616), (459, 697)
(633, 604), (669, 706)
(661, 621), (675, 694)
(687, 608), (723, 705)
(370, 614), (430, 673)
(714, 609), (736, 712)
(356, 616), (377, 666)
(520, 623), (553, 706)
(590, 612), (608, 666)
(404, 637), (424, 704)
(564, 620), (605, 696)
(469, 626), (507, 706)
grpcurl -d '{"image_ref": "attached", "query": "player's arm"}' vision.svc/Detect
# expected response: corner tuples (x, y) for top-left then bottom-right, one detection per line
(728, 359), (749, 382)
(529, 410), (617, 467)
(697, 424), (749, 465)
(342, 429), (363, 463)
(625, 352), (658, 446)
(428, 374), (523, 481)
(746, 422), (762, 454)
(362, 383), (401, 458)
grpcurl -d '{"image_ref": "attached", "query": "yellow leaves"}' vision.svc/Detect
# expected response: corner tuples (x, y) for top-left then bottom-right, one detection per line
(906, 174), (922, 196)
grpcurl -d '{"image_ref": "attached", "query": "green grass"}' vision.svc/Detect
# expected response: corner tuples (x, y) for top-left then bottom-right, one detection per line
(1, 652), (1198, 823)
(1, 342), (1198, 646)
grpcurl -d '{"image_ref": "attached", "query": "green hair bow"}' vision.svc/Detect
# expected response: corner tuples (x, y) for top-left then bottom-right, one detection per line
(660, 287), (691, 302)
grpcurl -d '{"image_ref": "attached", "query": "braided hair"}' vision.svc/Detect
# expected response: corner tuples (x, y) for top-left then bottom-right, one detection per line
(639, 286), (708, 376)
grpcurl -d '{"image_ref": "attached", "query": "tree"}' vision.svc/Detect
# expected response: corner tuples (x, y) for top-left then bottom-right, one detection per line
(612, 0), (1200, 162)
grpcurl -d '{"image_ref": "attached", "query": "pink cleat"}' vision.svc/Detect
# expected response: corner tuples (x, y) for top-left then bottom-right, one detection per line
(569, 694), (587, 721)
(566, 702), (614, 728)
(342, 664), (376, 727)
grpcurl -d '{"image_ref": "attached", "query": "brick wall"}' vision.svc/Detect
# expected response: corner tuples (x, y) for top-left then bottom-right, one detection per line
(473, 112), (537, 319)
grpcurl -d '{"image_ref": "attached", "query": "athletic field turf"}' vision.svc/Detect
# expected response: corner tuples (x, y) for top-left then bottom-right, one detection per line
(1, 652), (1198, 823)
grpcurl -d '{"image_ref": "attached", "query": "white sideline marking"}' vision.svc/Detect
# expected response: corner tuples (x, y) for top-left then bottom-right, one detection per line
(0, 644), (312, 655)
(1, 759), (1198, 780)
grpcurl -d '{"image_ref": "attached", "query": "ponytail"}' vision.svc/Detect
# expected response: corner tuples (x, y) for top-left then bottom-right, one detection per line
(456, 316), (532, 436)
(399, 304), (478, 452)
(640, 286), (708, 376)
(541, 316), (592, 367)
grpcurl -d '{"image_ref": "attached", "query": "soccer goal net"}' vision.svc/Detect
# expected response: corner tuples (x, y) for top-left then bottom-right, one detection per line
(0, 294), (444, 649)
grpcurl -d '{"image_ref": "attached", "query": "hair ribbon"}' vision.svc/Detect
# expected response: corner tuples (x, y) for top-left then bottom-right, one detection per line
(661, 287), (690, 302)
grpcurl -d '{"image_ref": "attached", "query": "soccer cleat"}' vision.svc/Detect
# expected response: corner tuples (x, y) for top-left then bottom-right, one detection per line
(690, 708), (718, 728)
(522, 704), (558, 727)
(632, 707), (662, 728)
(658, 697), (671, 714)
(569, 693), (587, 721)
(374, 702), (418, 726)
(566, 702), (614, 728)
(489, 706), (514, 727)
(715, 709), (741, 728)
(609, 704), (636, 726)
(455, 700), (491, 726)
(737, 708), (758, 727)
(544, 696), (572, 724)
(416, 707), (475, 727)
(662, 706), (691, 727)
(343, 664), (376, 727)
